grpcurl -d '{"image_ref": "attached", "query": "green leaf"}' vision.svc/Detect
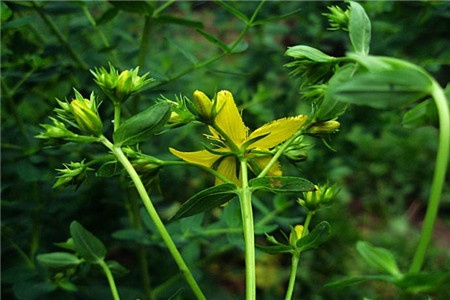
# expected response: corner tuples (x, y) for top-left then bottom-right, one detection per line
(57, 279), (78, 292)
(111, 228), (150, 245)
(96, 161), (121, 177)
(96, 7), (119, 26)
(252, 8), (302, 26)
(330, 69), (433, 109)
(325, 274), (396, 288)
(402, 99), (438, 128)
(37, 252), (82, 269)
(167, 37), (198, 64)
(196, 29), (230, 53)
(397, 272), (450, 293)
(109, 1), (153, 15)
(296, 221), (331, 251)
(348, 1), (371, 55)
(107, 260), (130, 277)
(356, 241), (402, 277)
(285, 45), (335, 63)
(249, 176), (315, 194)
(155, 14), (203, 28)
(170, 184), (237, 221)
(256, 244), (293, 255)
(54, 238), (75, 251)
(1, 2), (12, 22)
(70, 221), (106, 263)
(254, 224), (278, 234)
(113, 102), (171, 146)
(216, 1), (249, 23)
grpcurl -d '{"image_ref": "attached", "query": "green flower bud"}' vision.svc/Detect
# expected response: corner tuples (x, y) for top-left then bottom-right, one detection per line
(298, 183), (339, 212)
(193, 90), (214, 122)
(289, 225), (304, 245)
(116, 70), (133, 100)
(307, 120), (340, 135)
(70, 99), (103, 136)
(323, 5), (350, 31)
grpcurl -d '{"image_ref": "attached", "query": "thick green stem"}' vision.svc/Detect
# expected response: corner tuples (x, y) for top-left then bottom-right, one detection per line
(284, 252), (300, 300)
(284, 211), (314, 300)
(239, 159), (256, 300)
(409, 81), (450, 273)
(101, 137), (206, 300)
(114, 104), (121, 132)
(99, 260), (121, 300)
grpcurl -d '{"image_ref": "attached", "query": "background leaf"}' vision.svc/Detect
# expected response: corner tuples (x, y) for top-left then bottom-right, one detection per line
(349, 1), (371, 55)
(37, 252), (82, 268)
(249, 176), (315, 194)
(297, 221), (331, 252)
(70, 221), (107, 263)
(356, 241), (401, 277)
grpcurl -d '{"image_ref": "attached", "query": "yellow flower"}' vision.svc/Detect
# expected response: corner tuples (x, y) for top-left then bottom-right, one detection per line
(169, 90), (307, 185)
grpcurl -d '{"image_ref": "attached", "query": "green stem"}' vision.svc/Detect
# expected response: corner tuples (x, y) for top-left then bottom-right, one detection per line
(101, 137), (206, 300)
(32, 3), (88, 70)
(257, 130), (303, 178)
(138, 16), (152, 69)
(284, 252), (300, 300)
(153, 0), (176, 16)
(161, 160), (233, 184)
(114, 104), (121, 132)
(284, 211), (314, 300)
(99, 260), (121, 300)
(239, 159), (256, 300)
(409, 81), (450, 273)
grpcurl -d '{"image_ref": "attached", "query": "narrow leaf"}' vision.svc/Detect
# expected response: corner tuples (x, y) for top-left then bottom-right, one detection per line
(109, 1), (153, 15)
(285, 45), (335, 63)
(256, 244), (293, 255)
(216, 1), (248, 23)
(330, 69), (432, 109)
(349, 1), (371, 55)
(171, 184), (237, 221)
(96, 7), (119, 26)
(107, 260), (130, 277)
(356, 241), (401, 277)
(397, 272), (450, 293)
(297, 221), (331, 252)
(37, 252), (82, 269)
(167, 37), (198, 64)
(155, 14), (203, 28)
(325, 274), (396, 288)
(70, 221), (106, 263)
(249, 176), (315, 194)
(113, 102), (171, 146)
(196, 29), (230, 53)
(252, 8), (302, 26)
(54, 238), (75, 251)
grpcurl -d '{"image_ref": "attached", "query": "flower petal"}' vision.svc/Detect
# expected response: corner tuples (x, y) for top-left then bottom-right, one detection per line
(212, 90), (248, 146)
(247, 115), (308, 149)
(251, 156), (282, 177)
(169, 148), (220, 167)
(215, 156), (239, 185)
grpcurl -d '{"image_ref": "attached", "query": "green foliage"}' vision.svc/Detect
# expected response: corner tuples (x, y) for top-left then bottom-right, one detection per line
(249, 176), (315, 194)
(70, 221), (107, 263)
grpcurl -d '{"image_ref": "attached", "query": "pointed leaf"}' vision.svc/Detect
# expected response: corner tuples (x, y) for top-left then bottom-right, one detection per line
(96, 7), (119, 25)
(107, 260), (130, 277)
(113, 102), (171, 146)
(54, 238), (75, 251)
(196, 29), (230, 53)
(37, 252), (82, 269)
(249, 176), (315, 194)
(356, 241), (401, 277)
(70, 221), (106, 263)
(348, 1), (371, 55)
(155, 14), (203, 28)
(397, 272), (450, 293)
(325, 274), (396, 288)
(330, 68), (432, 109)
(170, 184), (237, 221)
(252, 8), (302, 26)
(285, 45), (335, 63)
(96, 161), (121, 177)
(256, 244), (293, 255)
(216, 1), (248, 23)
(297, 221), (331, 251)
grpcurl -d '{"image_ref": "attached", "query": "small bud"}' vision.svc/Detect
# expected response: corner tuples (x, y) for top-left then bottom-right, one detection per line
(53, 161), (93, 189)
(116, 70), (133, 100)
(298, 183), (339, 212)
(323, 5), (350, 31)
(289, 225), (304, 245)
(307, 120), (340, 135)
(284, 149), (308, 163)
(193, 90), (214, 122)
(71, 99), (103, 136)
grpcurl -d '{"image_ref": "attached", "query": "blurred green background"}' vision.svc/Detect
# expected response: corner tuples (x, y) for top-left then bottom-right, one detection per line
(1, 1), (449, 299)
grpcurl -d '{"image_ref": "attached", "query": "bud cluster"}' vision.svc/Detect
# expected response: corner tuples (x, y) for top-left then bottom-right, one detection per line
(122, 147), (163, 185)
(323, 5), (350, 31)
(298, 183), (339, 212)
(53, 161), (93, 189)
(281, 135), (309, 163)
(91, 64), (154, 104)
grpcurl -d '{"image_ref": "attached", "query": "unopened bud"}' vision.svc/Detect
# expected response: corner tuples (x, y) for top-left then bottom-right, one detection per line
(307, 120), (340, 135)
(71, 99), (103, 136)
(193, 90), (213, 121)
(116, 70), (133, 100)
(289, 225), (304, 245)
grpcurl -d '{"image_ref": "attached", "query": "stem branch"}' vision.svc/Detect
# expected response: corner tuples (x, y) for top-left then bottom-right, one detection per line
(99, 260), (121, 300)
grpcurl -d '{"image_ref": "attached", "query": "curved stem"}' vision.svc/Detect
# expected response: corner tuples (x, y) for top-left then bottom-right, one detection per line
(409, 81), (450, 273)
(239, 159), (256, 300)
(99, 260), (121, 300)
(101, 137), (206, 300)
